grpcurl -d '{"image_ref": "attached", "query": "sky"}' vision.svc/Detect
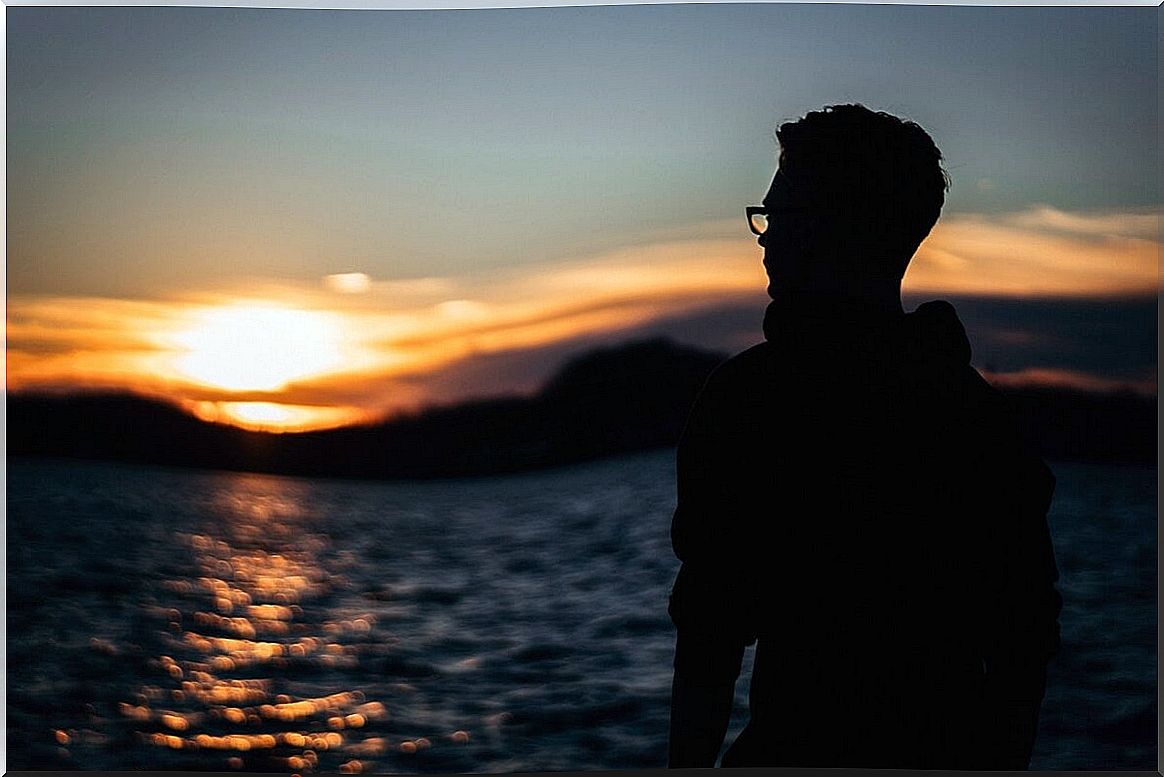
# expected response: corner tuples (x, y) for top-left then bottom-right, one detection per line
(6, 4), (1158, 431)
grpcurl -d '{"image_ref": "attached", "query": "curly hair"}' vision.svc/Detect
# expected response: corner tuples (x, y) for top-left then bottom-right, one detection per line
(775, 104), (949, 262)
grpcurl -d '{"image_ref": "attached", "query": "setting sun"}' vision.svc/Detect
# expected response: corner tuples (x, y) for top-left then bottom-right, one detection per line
(184, 400), (368, 432)
(171, 305), (347, 392)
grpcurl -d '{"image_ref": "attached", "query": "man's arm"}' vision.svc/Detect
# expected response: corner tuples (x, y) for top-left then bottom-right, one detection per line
(667, 356), (758, 767)
(968, 382), (1062, 769)
(668, 631), (745, 768)
(981, 470), (1061, 769)
(667, 548), (754, 767)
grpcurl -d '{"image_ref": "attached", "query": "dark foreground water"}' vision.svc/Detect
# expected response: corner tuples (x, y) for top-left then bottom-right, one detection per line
(7, 452), (1156, 771)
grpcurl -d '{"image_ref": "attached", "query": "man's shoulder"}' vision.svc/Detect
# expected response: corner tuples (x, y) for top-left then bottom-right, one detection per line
(681, 343), (779, 424)
(704, 342), (779, 387)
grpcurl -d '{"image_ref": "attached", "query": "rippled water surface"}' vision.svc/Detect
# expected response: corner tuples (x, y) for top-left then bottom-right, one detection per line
(7, 453), (1156, 771)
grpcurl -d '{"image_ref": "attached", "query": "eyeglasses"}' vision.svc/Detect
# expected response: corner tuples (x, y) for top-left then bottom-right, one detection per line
(745, 205), (818, 236)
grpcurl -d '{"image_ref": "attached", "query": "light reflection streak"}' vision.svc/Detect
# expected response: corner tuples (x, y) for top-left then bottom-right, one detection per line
(98, 475), (462, 772)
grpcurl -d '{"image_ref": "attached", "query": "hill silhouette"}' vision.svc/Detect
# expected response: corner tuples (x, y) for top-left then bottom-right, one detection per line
(8, 339), (724, 478)
(7, 337), (1156, 479)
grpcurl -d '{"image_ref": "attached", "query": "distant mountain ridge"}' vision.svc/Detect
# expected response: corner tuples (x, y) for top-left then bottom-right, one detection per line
(8, 339), (724, 478)
(7, 338), (1156, 479)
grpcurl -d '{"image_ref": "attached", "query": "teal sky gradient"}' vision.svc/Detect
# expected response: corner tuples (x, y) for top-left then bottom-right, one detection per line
(8, 5), (1158, 297)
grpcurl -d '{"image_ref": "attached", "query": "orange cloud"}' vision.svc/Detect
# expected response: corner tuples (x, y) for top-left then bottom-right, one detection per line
(7, 205), (1157, 429)
(981, 367), (1156, 396)
(323, 272), (372, 294)
(908, 206), (1158, 297)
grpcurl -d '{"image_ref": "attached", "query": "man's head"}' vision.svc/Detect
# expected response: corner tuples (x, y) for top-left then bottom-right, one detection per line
(758, 104), (948, 301)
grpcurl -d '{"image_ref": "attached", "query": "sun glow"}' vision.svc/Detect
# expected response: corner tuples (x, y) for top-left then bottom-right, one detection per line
(185, 401), (368, 432)
(172, 305), (347, 392)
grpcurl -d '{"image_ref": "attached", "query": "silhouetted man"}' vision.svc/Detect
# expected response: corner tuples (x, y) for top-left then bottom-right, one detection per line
(667, 105), (1061, 769)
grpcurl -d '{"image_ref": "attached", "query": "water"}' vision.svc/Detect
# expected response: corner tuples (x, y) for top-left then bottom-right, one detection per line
(6, 452), (1156, 771)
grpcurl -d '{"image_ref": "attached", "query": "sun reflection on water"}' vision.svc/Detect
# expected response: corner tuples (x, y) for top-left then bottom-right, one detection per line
(91, 475), (459, 773)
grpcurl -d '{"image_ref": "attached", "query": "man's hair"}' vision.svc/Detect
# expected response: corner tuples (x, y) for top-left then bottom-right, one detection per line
(776, 104), (949, 270)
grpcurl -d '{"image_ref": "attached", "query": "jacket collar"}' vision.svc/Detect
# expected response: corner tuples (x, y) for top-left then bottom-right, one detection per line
(762, 298), (972, 365)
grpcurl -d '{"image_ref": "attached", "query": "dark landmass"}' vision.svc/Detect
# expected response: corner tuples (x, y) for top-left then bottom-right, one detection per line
(7, 338), (1156, 479)
(1003, 387), (1156, 466)
(7, 339), (722, 478)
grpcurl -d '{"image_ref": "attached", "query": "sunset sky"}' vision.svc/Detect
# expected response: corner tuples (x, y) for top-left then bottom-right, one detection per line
(7, 4), (1158, 431)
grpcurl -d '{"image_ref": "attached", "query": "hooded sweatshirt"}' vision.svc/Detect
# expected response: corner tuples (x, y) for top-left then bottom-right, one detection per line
(669, 299), (1061, 769)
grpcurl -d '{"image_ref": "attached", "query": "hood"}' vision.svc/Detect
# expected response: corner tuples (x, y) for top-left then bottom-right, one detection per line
(762, 298), (972, 366)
